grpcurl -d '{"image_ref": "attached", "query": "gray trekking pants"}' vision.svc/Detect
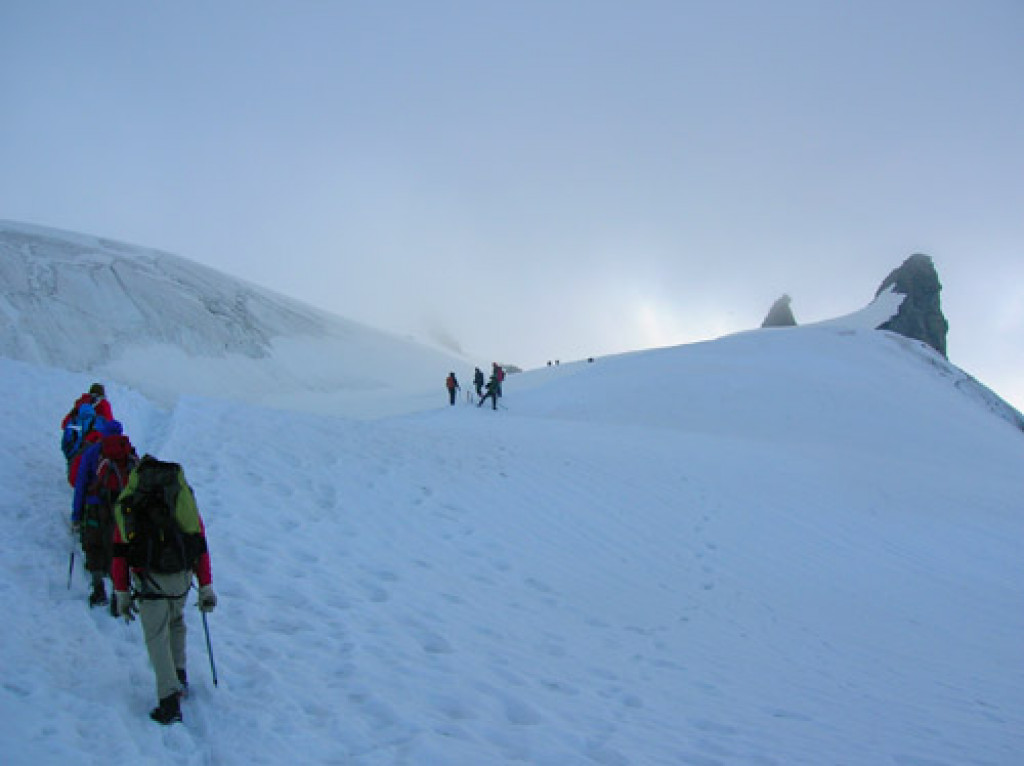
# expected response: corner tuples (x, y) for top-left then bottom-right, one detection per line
(134, 569), (193, 701)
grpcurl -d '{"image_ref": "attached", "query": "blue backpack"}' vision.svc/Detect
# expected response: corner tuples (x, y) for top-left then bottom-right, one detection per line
(61, 403), (101, 462)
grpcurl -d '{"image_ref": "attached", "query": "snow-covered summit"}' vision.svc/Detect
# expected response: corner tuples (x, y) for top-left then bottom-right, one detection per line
(0, 221), (466, 416)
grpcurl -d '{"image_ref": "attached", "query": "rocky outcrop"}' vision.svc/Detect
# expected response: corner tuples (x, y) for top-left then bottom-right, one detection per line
(874, 254), (948, 357)
(761, 294), (797, 328)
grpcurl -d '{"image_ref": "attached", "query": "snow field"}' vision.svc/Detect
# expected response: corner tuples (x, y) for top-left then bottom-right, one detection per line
(1, 325), (1022, 764)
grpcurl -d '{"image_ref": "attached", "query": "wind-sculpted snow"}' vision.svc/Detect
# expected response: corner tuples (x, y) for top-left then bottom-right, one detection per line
(0, 221), (465, 415)
(1, 323), (1022, 765)
(0, 221), (319, 361)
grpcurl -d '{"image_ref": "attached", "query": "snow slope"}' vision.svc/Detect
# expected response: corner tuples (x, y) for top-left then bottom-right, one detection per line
(0, 221), (466, 417)
(1, 320), (1022, 765)
(1, 222), (1021, 764)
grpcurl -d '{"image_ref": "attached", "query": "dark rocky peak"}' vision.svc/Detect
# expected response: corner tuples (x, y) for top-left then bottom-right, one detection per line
(761, 294), (797, 328)
(875, 254), (948, 357)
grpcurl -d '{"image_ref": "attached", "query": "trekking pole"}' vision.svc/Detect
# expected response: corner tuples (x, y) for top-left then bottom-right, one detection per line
(201, 607), (219, 687)
(67, 523), (76, 589)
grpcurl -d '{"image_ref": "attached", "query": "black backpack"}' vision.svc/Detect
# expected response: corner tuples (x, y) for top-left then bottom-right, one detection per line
(120, 457), (205, 574)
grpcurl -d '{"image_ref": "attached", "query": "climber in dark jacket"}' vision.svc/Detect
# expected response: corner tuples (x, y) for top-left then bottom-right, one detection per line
(446, 372), (460, 405)
(478, 373), (500, 410)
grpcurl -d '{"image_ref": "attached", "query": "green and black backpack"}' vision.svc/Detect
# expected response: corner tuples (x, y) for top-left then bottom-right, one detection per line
(116, 456), (206, 574)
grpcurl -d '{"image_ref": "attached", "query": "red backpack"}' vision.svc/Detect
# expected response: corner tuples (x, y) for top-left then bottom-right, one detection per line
(90, 435), (138, 502)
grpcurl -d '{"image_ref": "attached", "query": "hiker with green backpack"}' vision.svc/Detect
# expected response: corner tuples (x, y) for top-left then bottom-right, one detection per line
(111, 455), (217, 725)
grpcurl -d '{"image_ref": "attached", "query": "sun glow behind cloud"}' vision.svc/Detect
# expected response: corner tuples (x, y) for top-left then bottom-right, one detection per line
(635, 301), (676, 349)
(631, 298), (743, 355)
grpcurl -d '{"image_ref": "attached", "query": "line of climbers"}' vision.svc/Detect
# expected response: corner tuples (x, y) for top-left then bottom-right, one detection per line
(60, 383), (218, 726)
(446, 362), (505, 410)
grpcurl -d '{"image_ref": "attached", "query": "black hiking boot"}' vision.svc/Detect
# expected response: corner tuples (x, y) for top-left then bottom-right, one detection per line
(176, 668), (188, 699)
(88, 579), (108, 608)
(150, 693), (182, 725)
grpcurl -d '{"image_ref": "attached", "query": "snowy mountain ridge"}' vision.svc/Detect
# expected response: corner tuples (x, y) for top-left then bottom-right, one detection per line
(3, 219), (1021, 432)
(0, 220), (466, 416)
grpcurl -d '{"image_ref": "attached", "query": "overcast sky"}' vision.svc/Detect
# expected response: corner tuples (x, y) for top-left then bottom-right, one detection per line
(2, 1), (1022, 410)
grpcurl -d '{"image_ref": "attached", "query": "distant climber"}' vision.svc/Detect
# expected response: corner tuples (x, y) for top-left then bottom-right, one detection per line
(446, 372), (460, 406)
(478, 371), (500, 410)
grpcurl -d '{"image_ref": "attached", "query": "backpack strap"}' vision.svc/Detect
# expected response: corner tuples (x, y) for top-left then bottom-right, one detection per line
(89, 456), (134, 501)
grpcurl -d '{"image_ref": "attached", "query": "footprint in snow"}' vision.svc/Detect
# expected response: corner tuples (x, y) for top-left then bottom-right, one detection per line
(361, 567), (398, 583)
(417, 631), (454, 655)
(524, 577), (554, 594)
(502, 696), (543, 726)
(359, 580), (389, 603)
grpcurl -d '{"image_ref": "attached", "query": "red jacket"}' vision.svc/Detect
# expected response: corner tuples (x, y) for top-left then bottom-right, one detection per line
(67, 430), (103, 488)
(92, 396), (114, 422)
(61, 393), (113, 428)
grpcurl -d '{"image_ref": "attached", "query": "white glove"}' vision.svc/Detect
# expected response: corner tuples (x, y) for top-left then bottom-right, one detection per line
(115, 591), (136, 622)
(197, 584), (217, 613)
